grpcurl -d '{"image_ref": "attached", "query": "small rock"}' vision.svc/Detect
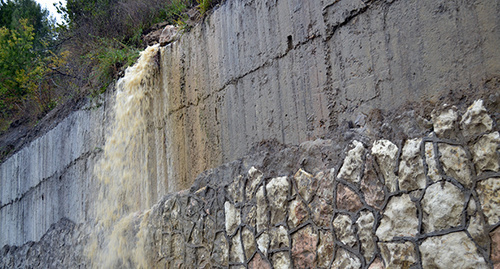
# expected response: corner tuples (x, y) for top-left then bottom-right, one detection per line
(399, 138), (426, 191)
(256, 186), (268, 233)
(376, 194), (418, 241)
(228, 175), (244, 204)
(490, 227), (500, 268)
(379, 241), (417, 268)
(331, 248), (361, 269)
(368, 258), (385, 269)
(270, 226), (289, 250)
(288, 199), (309, 228)
(333, 214), (357, 247)
(271, 252), (291, 269)
(241, 227), (256, 262)
(468, 213), (489, 250)
(424, 142), (442, 182)
(212, 232), (228, 266)
(266, 177), (289, 225)
(310, 196), (333, 227)
(421, 181), (465, 233)
(477, 178), (500, 225)
(294, 168), (317, 203)
(243, 205), (256, 228)
(361, 156), (386, 209)
(338, 140), (366, 184)
(431, 106), (458, 138)
(460, 99), (493, 139)
(248, 253), (271, 269)
(159, 25), (179, 46)
(314, 169), (335, 201)
(317, 230), (335, 268)
(336, 183), (363, 212)
(291, 225), (318, 268)
(257, 232), (269, 256)
(372, 139), (399, 192)
(472, 132), (500, 174)
(246, 167), (263, 200)
(230, 233), (244, 263)
(420, 232), (489, 268)
(356, 210), (376, 262)
(224, 202), (240, 235)
(439, 144), (472, 187)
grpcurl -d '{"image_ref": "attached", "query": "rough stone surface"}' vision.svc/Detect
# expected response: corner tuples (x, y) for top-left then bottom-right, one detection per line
(472, 132), (500, 174)
(266, 177), (289, 225)
(420, 232), (489, 269)
(398, 138), (426, 191)
(379, 241), (417, 269)
(368, 258), (384, 269)
(360, 156), (386, 210)
(461, 99), (493, 139)
(490, 227), (500, 269)
(291, 225), (317, 268)
(269, 226), (288, 250)
(1, 0), (500, 265)
(338, 140), (365, 184)
(432, 106), (458, 138)
(468, 213), (489, 250)
(337, 183), (363, 212)
(225, 201), (240, 235)
(255, 186), (268, 233)
(294, 169), (316, 203)
(333, 214), (357, 247)
(439, 144), (472, 187)
(356, 210), (376, 262)
(248, 253), (271, 269)
(376, 195), (418, 241)
(271, 252), (291, 269)
(317, 230), (335, 268)
(159, 25), (179, 46)
(0, 92), (114, 247)
(421, 181), (465, 233)
(477, 178), (500, 225)
(331, 248), (361, 269)
(256, 232), (269, 256)
(242, 227), (256, 261)
(424, 142), (442, 182)
(230, 234), (245, 263)
(288, 199), (309, 228)
(371, 139), (399, 192)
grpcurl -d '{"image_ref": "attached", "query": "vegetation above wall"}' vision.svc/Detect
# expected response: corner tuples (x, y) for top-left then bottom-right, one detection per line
(0, 0), (216, 135)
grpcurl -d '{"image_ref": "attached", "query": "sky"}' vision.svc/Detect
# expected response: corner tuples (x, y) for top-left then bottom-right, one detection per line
(35, 0), (66, 23)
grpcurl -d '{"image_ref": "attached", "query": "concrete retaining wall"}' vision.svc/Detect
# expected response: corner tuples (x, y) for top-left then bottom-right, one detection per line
(1, 0), (499, 263)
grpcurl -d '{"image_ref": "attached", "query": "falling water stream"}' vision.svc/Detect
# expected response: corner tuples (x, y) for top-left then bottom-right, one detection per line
(86, 45), (161, 268)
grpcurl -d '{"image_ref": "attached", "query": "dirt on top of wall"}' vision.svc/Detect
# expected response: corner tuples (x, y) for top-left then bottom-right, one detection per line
(0, 90), (104, 163)
(329, 79), (500, 143)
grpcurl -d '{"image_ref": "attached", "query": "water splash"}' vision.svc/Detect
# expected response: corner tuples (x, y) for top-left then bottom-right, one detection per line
(87, 45), (160, 268)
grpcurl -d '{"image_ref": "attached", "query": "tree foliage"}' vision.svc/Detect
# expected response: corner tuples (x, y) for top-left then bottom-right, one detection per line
(0, 0), (218, 133)
(0, 0), (66, 129)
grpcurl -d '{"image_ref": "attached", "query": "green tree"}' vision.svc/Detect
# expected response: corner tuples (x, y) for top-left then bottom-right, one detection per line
(0, 1), (66, 127)
(0, 0), (53, 50)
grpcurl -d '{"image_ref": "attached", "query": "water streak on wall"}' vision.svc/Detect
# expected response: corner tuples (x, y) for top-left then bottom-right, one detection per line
(87, 45), (160, 268)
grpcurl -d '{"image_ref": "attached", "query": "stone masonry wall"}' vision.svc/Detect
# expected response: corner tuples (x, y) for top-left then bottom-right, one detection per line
(128, 99), (499, 268)
(1, 0), (500, 266)
(157, 0), (500, 191)
(1, 99), (499, 268)
(2, 0), (500, 250)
